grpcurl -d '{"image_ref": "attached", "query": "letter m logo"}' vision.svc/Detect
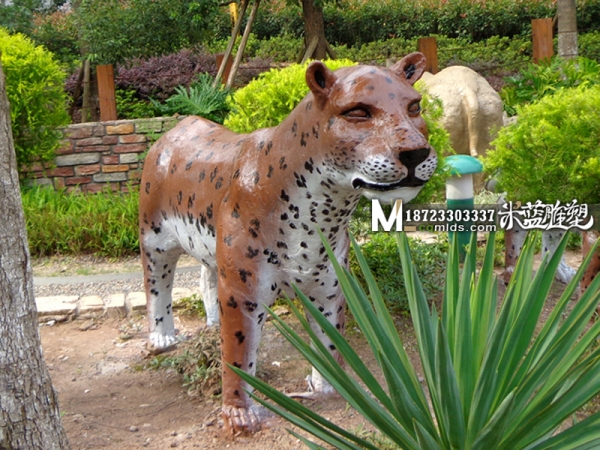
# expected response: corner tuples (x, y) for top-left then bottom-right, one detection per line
(371, 199), (403, 231)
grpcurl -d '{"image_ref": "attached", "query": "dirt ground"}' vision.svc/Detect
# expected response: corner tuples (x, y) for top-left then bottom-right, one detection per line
(40, 313), (400, 450)
(36, 249), (585, 450)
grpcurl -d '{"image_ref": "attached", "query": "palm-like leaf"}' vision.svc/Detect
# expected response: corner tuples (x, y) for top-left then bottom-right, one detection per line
(232, 231), (600, 449)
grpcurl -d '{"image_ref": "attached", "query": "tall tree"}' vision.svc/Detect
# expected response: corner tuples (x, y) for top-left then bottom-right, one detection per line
(557, 0), (578, 58)
(0, 61), (70, 449)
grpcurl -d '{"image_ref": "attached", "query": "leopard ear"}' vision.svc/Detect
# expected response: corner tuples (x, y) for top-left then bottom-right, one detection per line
(390, 52), (427, 85)
(306, 61), (337, 105)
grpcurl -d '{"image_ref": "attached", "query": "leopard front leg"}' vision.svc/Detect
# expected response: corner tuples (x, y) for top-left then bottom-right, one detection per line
(141, 239), (183, 349)
(217, 257), (272, 434)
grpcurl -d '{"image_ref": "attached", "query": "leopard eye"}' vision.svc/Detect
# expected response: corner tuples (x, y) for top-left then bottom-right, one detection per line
(342, 107), (371, 119)
(408, 101), (422, 115)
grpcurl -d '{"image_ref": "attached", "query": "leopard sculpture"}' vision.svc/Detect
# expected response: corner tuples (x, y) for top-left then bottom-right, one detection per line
(138, 52), (437, 434)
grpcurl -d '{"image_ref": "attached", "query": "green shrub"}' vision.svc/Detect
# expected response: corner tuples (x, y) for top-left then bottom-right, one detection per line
(0, 28), (70, 169)
(501, 57), (600, 116)
(30, 9), (80, 70)
(22, 186), (139, 257)
(236, 231), (600, 449)
(116, 88), (156, 120)
(485, 84), (600, 204)
(350, 233), (447, 313)
(152, 73), (231, 123)
(580, 31), (600, 62)
(75, 0), (221, 64)
(252, 0), (558, 45)
(254, 34), (304, 63)
(224, 59), (357, 133)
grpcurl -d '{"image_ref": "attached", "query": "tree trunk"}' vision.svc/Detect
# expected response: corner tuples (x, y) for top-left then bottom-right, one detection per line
(301, 0), (329, 60)
(557, 0), (578, 59)
(0, 61), (71, 449)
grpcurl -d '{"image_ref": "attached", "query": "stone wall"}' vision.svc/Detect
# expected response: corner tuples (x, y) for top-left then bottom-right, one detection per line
(23, 116), (186, 193)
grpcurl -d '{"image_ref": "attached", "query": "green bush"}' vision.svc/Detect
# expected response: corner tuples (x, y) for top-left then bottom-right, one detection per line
(485, 84), (600, 204)
(22, 186), (139, 257)
(236, 232), (600, 449)
(350, 232), (447, 313)
(224, 59), (357, 133)
(580, 31), (600, 62)
(115, 88), (156, 120)
(0, 28), (70, 169)
(30, 9), (80, 70)
(0, 0), (61, 36)
(501, 57), (600, 116)
(152, 74), (231, 124)
(75, 0), (220, 64)
(253, 34), (304, 63)
(252, 0), (558, 45)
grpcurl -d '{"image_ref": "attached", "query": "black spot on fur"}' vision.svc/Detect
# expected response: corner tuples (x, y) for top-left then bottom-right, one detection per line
(231, 204), (240, 219)
(249, 219), (260, 238)
(235, 331), (245, 344)
(239, 269), (252, 283)
(244, 301), (258, 312)
(224, 235), (233, 246)
(227, 296), (238, 308)
(210, 167), (218, 183)
(280, 190), (290, 202)
(246, 246), (259, 258)
(145, 182), (151, 194)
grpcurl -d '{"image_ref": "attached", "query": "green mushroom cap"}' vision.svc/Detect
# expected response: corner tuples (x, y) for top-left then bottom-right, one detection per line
(445, 155), (483, 176)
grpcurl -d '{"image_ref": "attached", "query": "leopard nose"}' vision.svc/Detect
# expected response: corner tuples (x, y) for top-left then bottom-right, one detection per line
(398, 147), (430, 169)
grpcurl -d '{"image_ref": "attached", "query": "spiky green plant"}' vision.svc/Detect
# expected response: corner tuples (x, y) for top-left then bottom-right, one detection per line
(232, 231), (600, 449)
(152, 73), (230, 123)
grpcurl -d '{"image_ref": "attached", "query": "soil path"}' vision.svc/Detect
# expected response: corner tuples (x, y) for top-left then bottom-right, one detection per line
(40, 314), (385, 449)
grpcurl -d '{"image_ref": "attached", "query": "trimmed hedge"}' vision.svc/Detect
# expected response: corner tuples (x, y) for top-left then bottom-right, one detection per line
(250, 0), (566, 45)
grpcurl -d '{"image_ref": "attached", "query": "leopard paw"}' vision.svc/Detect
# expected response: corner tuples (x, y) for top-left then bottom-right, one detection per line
(222, 404), (264, 435)
(149, 331), (178, 350)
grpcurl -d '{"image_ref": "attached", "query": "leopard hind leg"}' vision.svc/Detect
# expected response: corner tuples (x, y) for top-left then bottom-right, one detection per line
(141, 237), (184, 349)
(199, 264), (219, 326)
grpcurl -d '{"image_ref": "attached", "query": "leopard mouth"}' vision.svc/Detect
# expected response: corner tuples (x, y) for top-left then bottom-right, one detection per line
(352, 175), (426, 191)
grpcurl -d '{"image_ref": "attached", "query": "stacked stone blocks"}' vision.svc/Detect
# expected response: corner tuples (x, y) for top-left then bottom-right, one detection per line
(24, 117), (185, 193)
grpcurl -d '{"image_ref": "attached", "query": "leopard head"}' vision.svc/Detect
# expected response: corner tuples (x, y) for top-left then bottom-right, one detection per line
(305, 52), (437, 204)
